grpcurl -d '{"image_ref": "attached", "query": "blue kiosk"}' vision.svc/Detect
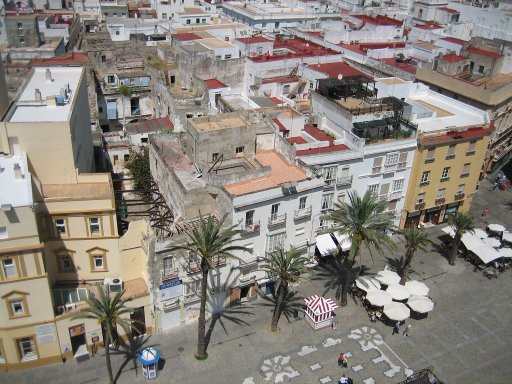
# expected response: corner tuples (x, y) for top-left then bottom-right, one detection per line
(137, 347), (161, 379)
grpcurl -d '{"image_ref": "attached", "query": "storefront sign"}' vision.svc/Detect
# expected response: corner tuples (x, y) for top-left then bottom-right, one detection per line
(69, 324), (85, 337)
(159, 279), (183, 301)
(35, 324), (57, 344)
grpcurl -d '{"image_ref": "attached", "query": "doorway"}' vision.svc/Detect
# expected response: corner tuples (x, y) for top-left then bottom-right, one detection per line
(131, 307), (146, 338)
(424, 208), (441, 225)
(69, 324), (87, 356)
(240, 286), (251, 302)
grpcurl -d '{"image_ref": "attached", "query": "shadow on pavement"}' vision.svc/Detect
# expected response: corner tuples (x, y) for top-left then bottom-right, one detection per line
(110, 334), (155, 383)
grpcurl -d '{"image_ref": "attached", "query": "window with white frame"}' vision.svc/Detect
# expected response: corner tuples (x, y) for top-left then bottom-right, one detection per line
(54, 219), (66, 235)
(89, 218), (100, 235)
(392, 178), (404, 192)
(267, 232), (286, 252)
(441, 167), (450, 180)
(456, 184), (465, 194)
(235, 146), (244, 155)
(323, 165), (337, 184)
(245, 210), (254, 227)
(185, 280), (200, 296)
(2, 258), (16, 278)
(385, 152), (399, 166)
(52, 288), (88, 306)
(321, 193), (333, 211)
(271, 204), (279, 220)
(436, 189), (445, 200)
(163, 256), (175, 276)
(299, 196), (307, 210)
(60, 255), (73, 272)
(416, 192), (425, 204)
(367, 184), (379, 196)
(420, 171), (430, 184)
(17, 337), (37, 361)
(92, 255), (104, 270)
(461, 163), (470, 177)
(11, 300), (25, 315)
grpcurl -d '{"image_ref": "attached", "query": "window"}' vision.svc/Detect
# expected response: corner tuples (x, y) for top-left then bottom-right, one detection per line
(392, 178), (404, 192)
(93, 256), (104, 270)
(17, 22), (23, 29)
(372, 157), (383, 174)
(224, 54), (232, 59)
(467, 141), (476, 155)
(212, 152), (219, 162)
(163, 256), (176, 277)
(367, 184), (379, 196)
(185, 280), (200, 296)
(385, 152), (399, 166)
(215, 55), (222, 60)
(107, 75), (116, 84)
(461, 163), (470, 177)
(267, 232), (286, 252)
(299, 196), (307, 210)
(60, 255), (74, 272)
(321, 194), (333, 211)
(235, 146), (244, 155)
(196, 18), (200, 24)
(11, 300), (25, 315)
(0, 227), (7, 239)
(2, 259), (17, 278)
(19, 37), (25, 44)
(478, 65), (484, 74)
(186, 19), (191, 24)
(323, 165), (337, 184)
(416, 192), (425, 204)
(245, 210), (254, 227)
(53, 288), (88, 306)
(420, 171), (430, 185)
(425, 148), (435, 163)
(54, 219), (66, 235)
(89, 218), (100, 235)
(456, 184), (465, 194)
(446, 144), (456, 159)
(17, 337), (37, 362)
(271, 203), (279, 219)
(283, 84), (290, 94)
(162, 13), (167, 19)
(441, 167), (450, 180)
(436, 189), (445, 200)
(115, 30), (120, 36)
(101, 55), (106, 63)
(88, 247), (108, 272)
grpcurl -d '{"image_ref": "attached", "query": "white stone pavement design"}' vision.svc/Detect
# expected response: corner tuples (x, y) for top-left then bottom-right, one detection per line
(242, 326), (413, 383)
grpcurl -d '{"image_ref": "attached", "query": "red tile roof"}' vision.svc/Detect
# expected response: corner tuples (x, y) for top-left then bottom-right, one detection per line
(272, 118), (288, 132)
(308, 62), (370, 79)
(236, 36), (272, 44)
(30, 52), (90, 66)
(467, 47), (503, 59)
(304, 125), (332, 142)
(172, 33), (202, 41)
(438, 7), (459, 13)
(305, 31), (323, 38)
(440, 54), (467, 63)
(414, 23), (444, 30)
(421, 125), (492, 145)
(126, 117), (174, 134)
(270, 97), (284, 105)
(287, 136), (307, 145)
(353, 14), (403, 27)
(261, 75), (300, 85)
(296, 144), (349, 156)
(440, 37), (468, 45)
(204, 79), (228, 89)
(249, 36), (337, 62)
(380, 58), (417, 74)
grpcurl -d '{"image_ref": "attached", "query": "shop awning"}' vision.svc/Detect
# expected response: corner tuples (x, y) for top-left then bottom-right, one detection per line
(315, 233), (337, 257)
(332, 231), (352, 251)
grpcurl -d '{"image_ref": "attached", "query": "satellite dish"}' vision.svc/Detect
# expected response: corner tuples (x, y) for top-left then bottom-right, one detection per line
(337, 74), (343, 80)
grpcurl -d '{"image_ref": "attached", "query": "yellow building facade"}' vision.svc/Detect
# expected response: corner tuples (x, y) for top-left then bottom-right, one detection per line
(401, 124), (492, 228)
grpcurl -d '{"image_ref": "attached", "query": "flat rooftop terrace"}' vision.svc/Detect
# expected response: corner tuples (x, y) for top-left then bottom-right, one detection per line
(227, 2), (307, 16)
(224, 151), (307, 196)
(42, 180), (112, 201)
(7, 66), (83, 123)
(189, 114), (248, 132)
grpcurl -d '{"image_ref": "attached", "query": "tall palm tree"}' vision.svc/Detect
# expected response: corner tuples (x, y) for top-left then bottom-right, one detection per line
(118, 84), (132, 131)
(261, 247), (308, 332)
(72, 286), (134, 384)
(324, 190), (395, 306)
(169, 214), (251, 359)
(447, 211), (475, 266)
(399, 227), (431, 284)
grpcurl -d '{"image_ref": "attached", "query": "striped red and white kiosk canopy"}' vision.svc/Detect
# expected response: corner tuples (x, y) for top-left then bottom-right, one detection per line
(304, 295), (339, 330)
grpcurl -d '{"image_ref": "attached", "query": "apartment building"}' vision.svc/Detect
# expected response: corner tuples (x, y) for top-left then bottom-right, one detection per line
(148, 111), (325, 330)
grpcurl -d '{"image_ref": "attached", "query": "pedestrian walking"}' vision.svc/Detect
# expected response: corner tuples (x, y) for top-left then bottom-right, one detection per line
(339, 374), (348, 384)
(482, 208), (489, 217)
(403, 324), (412, 337)
(392, 320), (400, 335)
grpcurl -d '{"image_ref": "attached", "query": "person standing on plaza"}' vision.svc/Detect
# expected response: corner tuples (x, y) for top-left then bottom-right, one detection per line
(338, 353), (344, 367)
(403, 324), (412, 337)
(392, 320), (401, 335)
(482, 208), (489, 217)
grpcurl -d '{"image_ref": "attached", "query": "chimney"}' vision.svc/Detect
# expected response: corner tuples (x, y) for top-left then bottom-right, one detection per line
(35, 88), (42, 102)
(45, 68), (53, 83)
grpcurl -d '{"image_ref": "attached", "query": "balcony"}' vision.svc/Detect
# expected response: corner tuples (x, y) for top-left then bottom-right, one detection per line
(396, 162), (407, 170)
(294, 206), (312, 220)
(268, 213), (286, 227)
(415, 201), (425, 210)
(460, 172), (470, 178)
(324, 178), (336, 187)
(387, 191), (402, 201)
(424, 157), (435, 164)
(445, 153), (455, 160)
(336, 175), (353, 187)
(419, 180), (430, 187)
(440, 177), (450, 183)
(161, 266), (179, 281)
(435, 197), (446, 205)
(454, 192), (465, 200)
(372, 166), (382, 175)
(241, 220), (261, 234)
(213, 256), (226, 267)
(466, 150), (475, 156)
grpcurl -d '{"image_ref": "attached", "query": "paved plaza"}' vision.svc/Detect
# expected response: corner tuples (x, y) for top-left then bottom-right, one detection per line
(4, 173), (512, 384)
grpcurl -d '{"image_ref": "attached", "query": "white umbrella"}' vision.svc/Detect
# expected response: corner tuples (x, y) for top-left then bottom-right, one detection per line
(366, 290), (393, 307)
(383, 302), (410, 321)
(405, 280), (429, 296)
(374, 270), (400, 285)
(355, 277), (381, 292)
(315, 234), (337, 257)
(471, 245), (501, 264)
(474, 228), (488, 239)
(502, 232), (512, 244)
(441, 225), (455, 237)
(482, 237), (501, 248)
(386, 284), (411, 301)
(333, 232), (352, 251)
(488, 224), (505, 233)
(461, 233), (485, 252)
(407, 295), (434, 313)
(498, 248), (512, 258)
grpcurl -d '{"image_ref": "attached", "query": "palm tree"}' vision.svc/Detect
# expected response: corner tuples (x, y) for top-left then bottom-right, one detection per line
(169, 214), (251, 359)
(118, 84), (132, 131)
(72, 286), (134, 384)
(399, 227), (431, 284)
(261, 247), (308, 331)
(447, 212), (475, 266)
(324, 190), (395, 306)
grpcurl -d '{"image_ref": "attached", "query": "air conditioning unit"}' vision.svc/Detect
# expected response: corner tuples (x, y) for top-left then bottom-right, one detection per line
(65, 303), (76, 311)
(104, 277), (123, 292)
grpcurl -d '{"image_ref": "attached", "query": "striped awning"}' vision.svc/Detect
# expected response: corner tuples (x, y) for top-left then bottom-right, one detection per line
(304, 295), (338, 315)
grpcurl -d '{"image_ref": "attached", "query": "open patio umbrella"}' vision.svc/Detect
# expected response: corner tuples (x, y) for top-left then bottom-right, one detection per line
(366, 290), (393, 307)
(374, 270), (400, 285)
(461, 233), (485, 252)
(407, 295), (434, 313)
(386, 284), (411, 301)
(498, 248), (512, 258)
(483, 237), (501, 248)
(405, 280), (429, 296)
(488, 224), (506, 233)
(441, 225), (455, 237)
(502, 232), (512, 244)
(474, 228), (488, 239)
(383, 302), (410, 321)
(355, 276), (381, 292)
(471, 245), (501, 264)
